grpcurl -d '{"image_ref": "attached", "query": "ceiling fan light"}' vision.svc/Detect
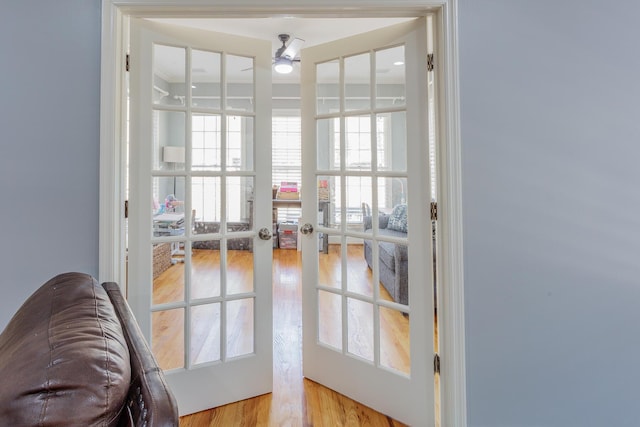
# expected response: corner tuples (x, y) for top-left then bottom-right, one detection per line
(274, 57), (293, 74)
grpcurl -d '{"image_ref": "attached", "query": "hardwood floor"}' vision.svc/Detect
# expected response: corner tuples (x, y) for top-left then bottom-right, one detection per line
(153, 246), (415, 426)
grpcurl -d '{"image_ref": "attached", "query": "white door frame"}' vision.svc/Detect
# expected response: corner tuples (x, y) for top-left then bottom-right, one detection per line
(98, 1), (466, 426)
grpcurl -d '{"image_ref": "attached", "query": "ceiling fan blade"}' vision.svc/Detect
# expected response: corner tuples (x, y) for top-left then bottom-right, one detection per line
(281, 37), (305, 60)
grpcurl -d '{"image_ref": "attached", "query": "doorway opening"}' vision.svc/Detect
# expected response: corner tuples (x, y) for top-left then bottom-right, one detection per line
(113, 9), (455, 426)
(146, 76), (440, 427)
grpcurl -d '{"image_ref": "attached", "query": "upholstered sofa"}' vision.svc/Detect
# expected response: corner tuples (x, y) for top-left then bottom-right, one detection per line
(363, 204), (409, 305)
(0, 272), (179, 426)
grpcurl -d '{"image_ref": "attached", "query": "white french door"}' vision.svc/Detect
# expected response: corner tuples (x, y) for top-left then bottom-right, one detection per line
(300, 18), (435, 426)
(128, 19), (273, 416)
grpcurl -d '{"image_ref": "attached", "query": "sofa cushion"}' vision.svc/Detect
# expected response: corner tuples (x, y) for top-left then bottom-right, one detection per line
(379, 213), (390, 229)
(387, 204), (408, 233)
(363, 213), (390, 231)
(0, 272), (131, 426)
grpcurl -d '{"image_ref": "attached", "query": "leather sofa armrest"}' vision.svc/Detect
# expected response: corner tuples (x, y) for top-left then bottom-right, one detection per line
(102, 282), (179, 427)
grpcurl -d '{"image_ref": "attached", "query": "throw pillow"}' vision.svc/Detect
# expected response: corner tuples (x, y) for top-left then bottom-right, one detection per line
(387, 204), (408, 233)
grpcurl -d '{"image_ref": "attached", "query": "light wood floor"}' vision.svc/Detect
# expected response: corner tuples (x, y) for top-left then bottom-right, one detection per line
(152, 246), (433, 426)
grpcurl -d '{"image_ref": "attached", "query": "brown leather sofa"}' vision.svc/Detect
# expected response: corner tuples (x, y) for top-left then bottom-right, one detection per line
(0, 272), (179, 426)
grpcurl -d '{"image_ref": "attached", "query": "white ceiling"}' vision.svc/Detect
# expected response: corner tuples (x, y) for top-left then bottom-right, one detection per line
(151, 17), (415, 83)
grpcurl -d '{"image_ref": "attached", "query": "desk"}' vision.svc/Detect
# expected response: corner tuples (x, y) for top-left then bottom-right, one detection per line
(317, 201), (330, 254)
(153, 212), (186, 263)
(272, 199), (301, 209)
(272, 199), (329, 253)
(249, 200), (330, 253)
(153, 213), (185, 236)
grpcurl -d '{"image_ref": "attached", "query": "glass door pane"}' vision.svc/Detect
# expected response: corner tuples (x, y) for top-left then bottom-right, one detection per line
(301, 17), (434, 426)
(130, 19), (272, 415)
(191, 49), (221, 110)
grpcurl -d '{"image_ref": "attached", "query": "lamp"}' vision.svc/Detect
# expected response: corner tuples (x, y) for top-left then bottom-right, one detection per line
(162, 146), (185, 164)
(162, 146), (185, 196)
(274, 56), (293, 74)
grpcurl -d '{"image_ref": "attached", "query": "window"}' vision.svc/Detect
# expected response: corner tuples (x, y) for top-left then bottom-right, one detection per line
(192, 177), (221, 222)
(343, 115), (373, 169)
(332, 116), (389, 225)
(191, 114), (222, 222)
(186, 114), (396, 226)
(272, 116), (302, 222)
(227, 115), (243, 170)
(192, 114), (221, 171)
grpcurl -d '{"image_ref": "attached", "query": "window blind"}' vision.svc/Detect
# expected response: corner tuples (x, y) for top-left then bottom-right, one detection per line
(272, 116), (302, 222)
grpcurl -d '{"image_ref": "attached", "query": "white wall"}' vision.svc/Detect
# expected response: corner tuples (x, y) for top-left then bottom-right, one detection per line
(0, 0), (101, 328)
(459, 1), (640, 425)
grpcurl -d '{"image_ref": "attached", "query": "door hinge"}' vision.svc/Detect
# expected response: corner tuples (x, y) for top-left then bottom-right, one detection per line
(434, 353), (441, 375)
(125, 54), (130, 72)
(124, 200), (129, 219)
(430, 202), (438, 221)
(427, 53), (435, 72)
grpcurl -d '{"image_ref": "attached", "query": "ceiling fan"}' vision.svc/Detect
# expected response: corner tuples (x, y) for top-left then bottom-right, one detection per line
(273, 34), (304, 74)
(240, 34), (304, 74)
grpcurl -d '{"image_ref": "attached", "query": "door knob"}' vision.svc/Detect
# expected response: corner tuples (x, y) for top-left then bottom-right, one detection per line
(258, 227), (272, 240)
(300, 223), (314, 235)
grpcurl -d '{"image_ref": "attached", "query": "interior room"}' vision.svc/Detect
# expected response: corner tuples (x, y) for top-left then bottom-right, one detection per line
(3, 1), (640, 426)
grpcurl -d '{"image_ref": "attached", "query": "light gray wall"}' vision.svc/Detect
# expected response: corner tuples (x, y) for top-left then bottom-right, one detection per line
(0, 0), (101, 329)
(459, 1), (640, 426)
